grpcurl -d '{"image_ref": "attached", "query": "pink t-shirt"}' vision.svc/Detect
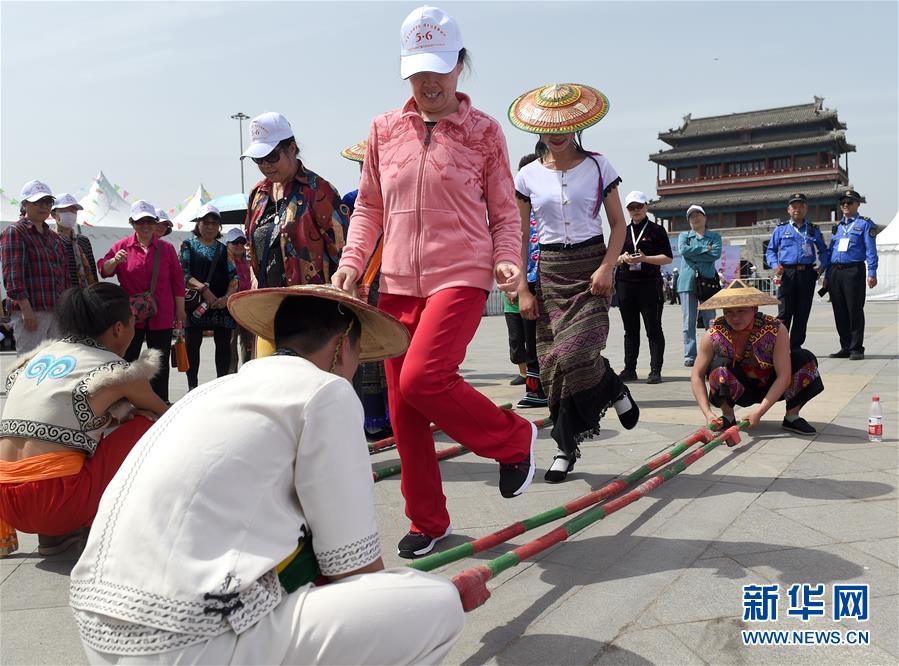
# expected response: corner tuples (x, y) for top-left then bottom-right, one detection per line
(99, 234), (186, 330)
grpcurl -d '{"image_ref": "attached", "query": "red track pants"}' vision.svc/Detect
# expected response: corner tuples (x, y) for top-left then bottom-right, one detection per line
(379, 288), (532, 537)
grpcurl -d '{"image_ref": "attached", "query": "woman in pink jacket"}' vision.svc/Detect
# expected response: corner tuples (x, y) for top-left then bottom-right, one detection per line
(333, 5), (537, 559)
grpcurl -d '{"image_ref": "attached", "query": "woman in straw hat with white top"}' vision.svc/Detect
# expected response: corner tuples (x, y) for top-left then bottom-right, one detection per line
(691, 280), (823, 434)
(510, 83), (640, 483)
(332, 5), (538, 559)
(70, 284), (464, 665)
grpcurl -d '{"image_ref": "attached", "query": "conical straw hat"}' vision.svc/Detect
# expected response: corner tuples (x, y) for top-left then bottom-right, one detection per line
(228, 284), (409, 362)
(698, 279), (780, 311)
(508, 83), (610, 135)
(340, 140), (367, 163)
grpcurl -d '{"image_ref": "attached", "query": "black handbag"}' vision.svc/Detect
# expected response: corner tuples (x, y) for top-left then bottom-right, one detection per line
(184, 243), (224, 314)
(695, 274), (722, 302)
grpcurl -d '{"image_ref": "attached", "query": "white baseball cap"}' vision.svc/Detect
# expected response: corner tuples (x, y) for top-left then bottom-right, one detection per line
(130, 200), (158, 221)
(51, 193), (83, 211)
(20, 179), (54, 202)
(400, 6), (463, 79)
(241, 112), (294, 160)
(155, 208), (172, 223)
(624, 191), (648, 206)
(194, 203), (222, 221)
(224, 227), (247, 243)
(686, 204), (706, 218)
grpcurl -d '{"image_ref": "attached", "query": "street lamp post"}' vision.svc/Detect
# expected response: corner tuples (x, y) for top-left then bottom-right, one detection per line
(230, 112), (250, 194)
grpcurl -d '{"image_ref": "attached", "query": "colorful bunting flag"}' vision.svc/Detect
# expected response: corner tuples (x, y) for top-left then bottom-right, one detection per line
(122, 190), (130, 199)
(10, 198), (18, 205)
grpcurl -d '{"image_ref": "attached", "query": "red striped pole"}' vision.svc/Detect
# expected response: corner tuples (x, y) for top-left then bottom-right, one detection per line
(452, 424), (746, 611)
(410, 426), (714, 572)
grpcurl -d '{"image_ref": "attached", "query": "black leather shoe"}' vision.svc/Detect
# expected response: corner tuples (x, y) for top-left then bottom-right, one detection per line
(849, 352), (865, 361)
(829, 350), (850, 358)
(646, 370), (662, 384)
(619, 368), (638, 382)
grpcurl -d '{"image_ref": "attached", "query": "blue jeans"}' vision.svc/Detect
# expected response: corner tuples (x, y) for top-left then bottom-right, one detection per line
(679, 290), (715, 361)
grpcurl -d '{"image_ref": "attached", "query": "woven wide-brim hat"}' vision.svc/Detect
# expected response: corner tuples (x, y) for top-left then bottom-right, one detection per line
(698, 279), (780, 311)
(508, 83), (610, 135)
(228, 284), (410, 362)
(340, 140), (367, 163)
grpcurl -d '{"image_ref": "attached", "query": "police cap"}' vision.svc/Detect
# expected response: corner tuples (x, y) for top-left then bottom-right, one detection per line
(839, 189), (862, 203)
(787, 193), (807, 205)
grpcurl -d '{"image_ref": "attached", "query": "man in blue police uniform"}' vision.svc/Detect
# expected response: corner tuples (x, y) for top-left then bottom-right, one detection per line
(765, 193), (830, 349)
(826, 189), (878, 360)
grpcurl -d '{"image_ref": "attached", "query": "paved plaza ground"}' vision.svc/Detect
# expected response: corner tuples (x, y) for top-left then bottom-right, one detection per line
(1, 300), (897, 665)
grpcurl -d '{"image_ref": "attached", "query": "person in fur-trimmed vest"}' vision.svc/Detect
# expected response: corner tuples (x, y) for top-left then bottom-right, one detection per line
(0, 283), (168, 559)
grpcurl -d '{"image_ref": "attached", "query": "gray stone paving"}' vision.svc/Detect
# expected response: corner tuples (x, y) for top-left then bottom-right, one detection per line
(1, 301), (897, 665)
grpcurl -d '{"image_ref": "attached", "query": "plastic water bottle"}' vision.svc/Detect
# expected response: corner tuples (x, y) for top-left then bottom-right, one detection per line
(192, 301), (209, 321)
(868, 396), (883, 442)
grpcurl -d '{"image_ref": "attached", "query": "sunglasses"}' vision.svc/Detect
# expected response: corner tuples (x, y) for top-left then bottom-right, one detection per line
(627, 203), (646, 211)
(840, 200), (856, 205)
(251, 146), (283, 166)
(228, 239), (246, 246)
(132, 218), (157, 225)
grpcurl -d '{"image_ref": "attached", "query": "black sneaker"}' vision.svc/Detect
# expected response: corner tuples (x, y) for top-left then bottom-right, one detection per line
(517, 392), (549, 408)
(646, 370), (662, 385)
(619, 368), (638, 382)
(510, 375), (527, 386)
(782, 417), (816, 435)
(613, 386), (640, 430)
(684, 359), (695, 367)
(397, 525), (453, 559)
(499, 422), (537, 498)
(829, 350), (850, 358)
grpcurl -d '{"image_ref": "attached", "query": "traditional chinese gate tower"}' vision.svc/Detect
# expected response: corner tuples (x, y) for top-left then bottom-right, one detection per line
(649, 97), (857, 232)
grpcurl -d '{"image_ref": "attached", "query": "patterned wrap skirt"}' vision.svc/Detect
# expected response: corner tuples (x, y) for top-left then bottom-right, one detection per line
(707, 348), (823, 411)
(536, 238), (624, 455)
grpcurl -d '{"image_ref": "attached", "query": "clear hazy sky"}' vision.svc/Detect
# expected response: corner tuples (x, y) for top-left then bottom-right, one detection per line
(2, 1), (897, 224)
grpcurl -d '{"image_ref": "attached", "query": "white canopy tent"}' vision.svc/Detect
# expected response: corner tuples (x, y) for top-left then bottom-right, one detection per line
(172, 184), (212, 231)
(78, 171), (133, 228)
(0, 189), (19, 221)
(867, 211), (899, 301)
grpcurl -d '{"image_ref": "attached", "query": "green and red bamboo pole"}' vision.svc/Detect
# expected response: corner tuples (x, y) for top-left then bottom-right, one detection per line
(410, 425), (715, 572)
(452, 423), (747, 612)
(372, 415), (554, 483)
(368, 403), (514, 454)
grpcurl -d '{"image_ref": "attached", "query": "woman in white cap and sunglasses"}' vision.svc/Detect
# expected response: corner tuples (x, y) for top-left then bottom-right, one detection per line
(332, 5), (538, 559)
(0, 180), (72, 355)
(242, 112), (349, 293)
(52, 194), (98, 289)
(677, 204), (722, 366)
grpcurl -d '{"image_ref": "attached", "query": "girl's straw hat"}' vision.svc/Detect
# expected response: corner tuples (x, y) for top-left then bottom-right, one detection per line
(508, 83), (610, 135)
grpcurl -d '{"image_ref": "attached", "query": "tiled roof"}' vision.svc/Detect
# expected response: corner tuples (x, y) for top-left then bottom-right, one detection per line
(659, 99), (845, 142)
(648, 182), (860, 214)
(650, 131), (855, 164)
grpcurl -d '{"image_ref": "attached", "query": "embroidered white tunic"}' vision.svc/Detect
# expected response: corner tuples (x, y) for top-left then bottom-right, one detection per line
(69, 355), (381, 655)
(1, 337), (158, 455)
